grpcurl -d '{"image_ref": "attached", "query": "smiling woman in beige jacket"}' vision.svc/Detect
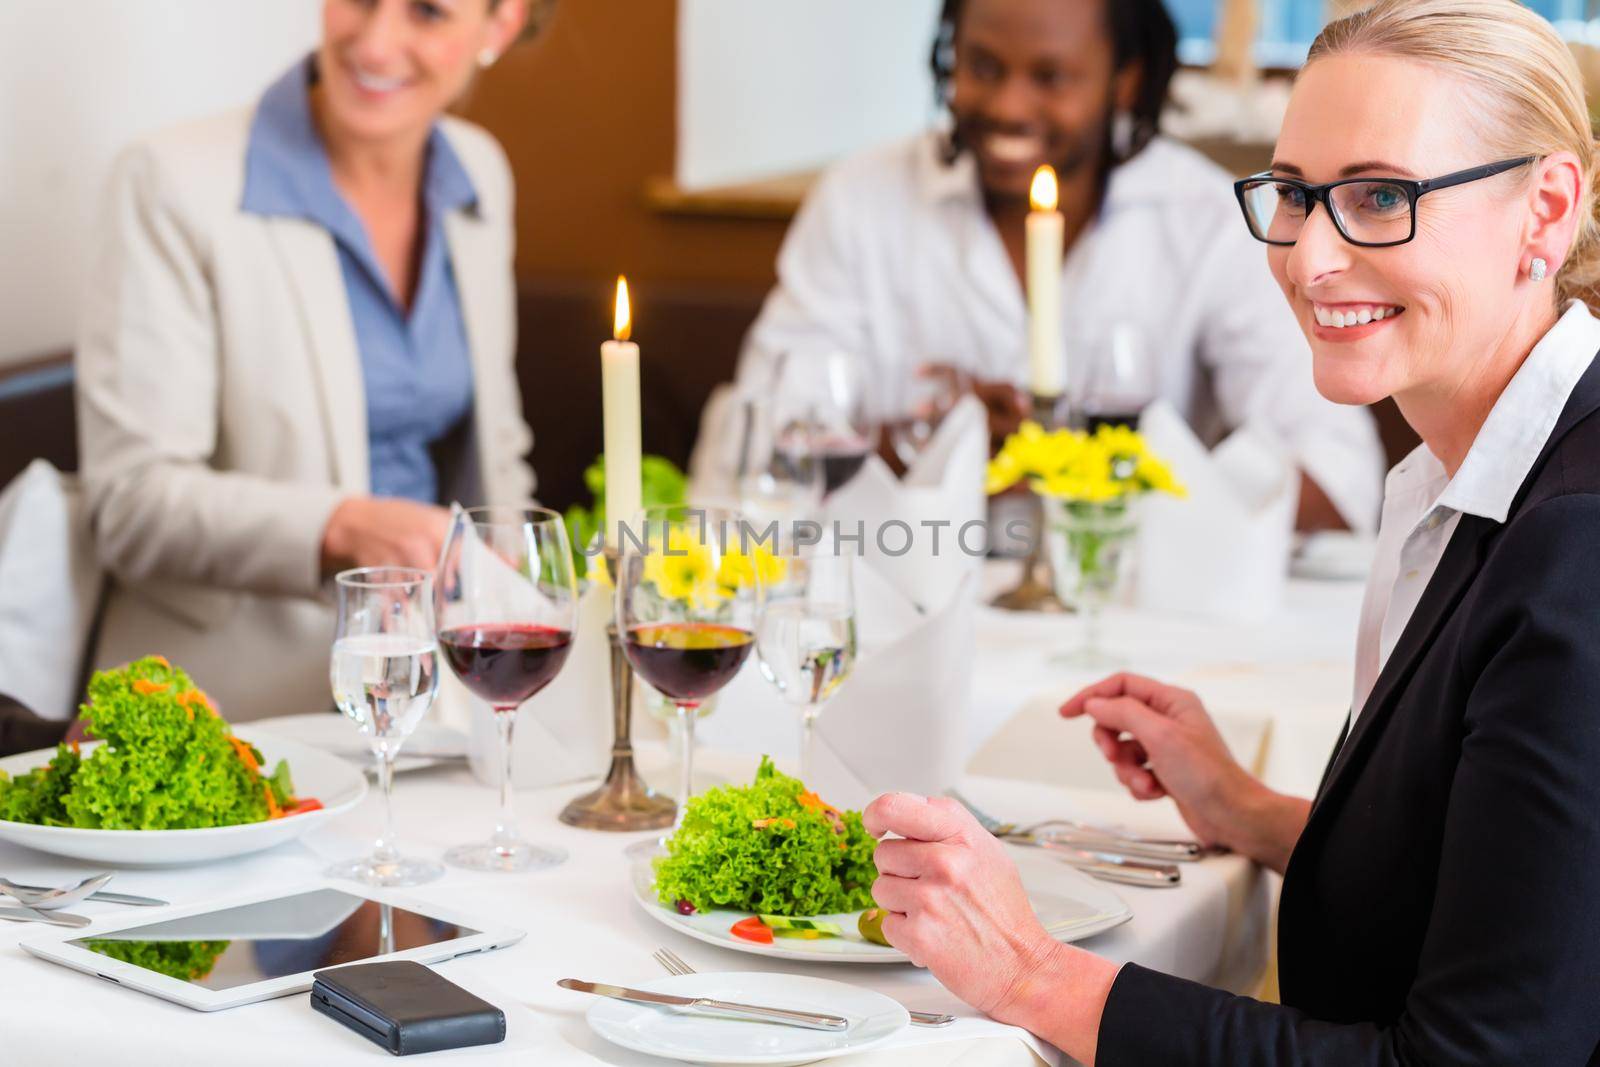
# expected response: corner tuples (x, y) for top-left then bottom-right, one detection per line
(77, 0), (536, 721)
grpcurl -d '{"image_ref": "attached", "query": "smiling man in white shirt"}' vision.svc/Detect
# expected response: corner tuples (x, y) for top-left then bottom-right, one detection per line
(723, 0), (1384, 531)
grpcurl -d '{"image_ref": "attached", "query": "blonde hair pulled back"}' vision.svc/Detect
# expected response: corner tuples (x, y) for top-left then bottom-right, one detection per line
(1309, 0), (1600, 307)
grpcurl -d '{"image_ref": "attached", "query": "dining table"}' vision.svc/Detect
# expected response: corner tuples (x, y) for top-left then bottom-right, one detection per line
(0, 564), (1366, 1067)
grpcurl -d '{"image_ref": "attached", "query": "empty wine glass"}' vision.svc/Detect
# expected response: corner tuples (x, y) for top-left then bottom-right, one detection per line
(435, 506), (578, 872)
(1079, 321), (1157, 431)
(618, 506), (764, 852)
(770, 349), (877, 497)
(756, 551), (857, 781)
(327, 567), (443, 887)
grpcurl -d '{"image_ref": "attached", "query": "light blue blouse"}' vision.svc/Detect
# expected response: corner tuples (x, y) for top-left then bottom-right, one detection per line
(241, 58), (477, 504)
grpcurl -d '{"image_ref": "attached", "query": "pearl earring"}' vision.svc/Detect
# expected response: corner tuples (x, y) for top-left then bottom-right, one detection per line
(1530, 257), (1549, 282)
(477, 47), (498, 69)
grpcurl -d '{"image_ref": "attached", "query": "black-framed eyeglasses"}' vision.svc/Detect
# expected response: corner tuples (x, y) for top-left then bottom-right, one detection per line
(1234, 156), (1538, 248)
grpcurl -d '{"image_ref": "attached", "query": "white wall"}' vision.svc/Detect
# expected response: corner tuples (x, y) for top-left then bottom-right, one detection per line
(676, 0), (943, 190)
(0, 0), (320, 366)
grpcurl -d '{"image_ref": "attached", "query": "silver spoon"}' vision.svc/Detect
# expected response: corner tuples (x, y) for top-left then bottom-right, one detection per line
(0, 873), (115, 910)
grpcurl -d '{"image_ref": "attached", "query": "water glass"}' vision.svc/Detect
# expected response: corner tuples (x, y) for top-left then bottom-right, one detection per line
(756, 552), (857, 781)
(326, 567), (443, 888)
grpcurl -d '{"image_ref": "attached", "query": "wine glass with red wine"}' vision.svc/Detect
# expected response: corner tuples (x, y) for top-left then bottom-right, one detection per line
(769, 349), (877, 497)
(435, 505), (578, 872)
(617, 506), (764, 849)
(1079, 322), (1157, 432)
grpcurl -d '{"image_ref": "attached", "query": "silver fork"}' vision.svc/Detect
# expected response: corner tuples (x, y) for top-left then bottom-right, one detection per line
(0, 873), (115, 910)
(651, 946), (955, 1028)
(946, 792), (1182, 887)
(946, 789), (1202, 862)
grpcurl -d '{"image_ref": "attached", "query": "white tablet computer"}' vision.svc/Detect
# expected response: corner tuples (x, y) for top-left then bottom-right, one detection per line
(20, 882), (525, 1011)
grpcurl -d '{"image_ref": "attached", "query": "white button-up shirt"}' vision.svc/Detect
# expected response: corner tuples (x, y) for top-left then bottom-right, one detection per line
(735, 130), (1386, 531)
(1351, 301), (1600, 720)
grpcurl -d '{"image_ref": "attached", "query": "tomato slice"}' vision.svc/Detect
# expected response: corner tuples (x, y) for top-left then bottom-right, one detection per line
(283, 798), (324, 817)
(730, 916), (773, 944)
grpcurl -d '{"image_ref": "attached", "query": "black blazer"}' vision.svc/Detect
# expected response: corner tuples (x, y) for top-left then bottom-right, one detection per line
(1097, 354), (1600, 1066)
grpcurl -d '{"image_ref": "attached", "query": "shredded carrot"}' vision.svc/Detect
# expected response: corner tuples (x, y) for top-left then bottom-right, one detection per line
(226, 735), (260, 772)
(69, 741), (80, 755)
(132, 679), (169, 696)
(264, 784), (282, 819)
(151, 656), (170, 667)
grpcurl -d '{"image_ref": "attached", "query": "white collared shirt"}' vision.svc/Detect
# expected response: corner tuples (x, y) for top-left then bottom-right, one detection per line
(1351, 301), (1600, 720)
(734, 130), (1386, 531)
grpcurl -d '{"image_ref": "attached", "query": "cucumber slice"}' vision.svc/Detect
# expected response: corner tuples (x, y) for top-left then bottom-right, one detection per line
(758, 914), (844, 936)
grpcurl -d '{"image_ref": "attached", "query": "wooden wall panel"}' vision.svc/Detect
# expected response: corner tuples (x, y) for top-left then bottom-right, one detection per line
(456, 0), (789, 293)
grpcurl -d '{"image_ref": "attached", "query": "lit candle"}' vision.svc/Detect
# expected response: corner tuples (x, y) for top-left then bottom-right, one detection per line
(601, 276), (642, 550)
(1026, 165), (1065, 398)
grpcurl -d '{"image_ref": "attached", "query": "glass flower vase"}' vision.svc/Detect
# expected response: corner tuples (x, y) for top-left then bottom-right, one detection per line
(1042, 495), (1139, 666)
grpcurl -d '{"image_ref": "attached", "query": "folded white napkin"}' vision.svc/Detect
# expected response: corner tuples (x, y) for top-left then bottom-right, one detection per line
(701, 565), (977, 810)
(0, 461), (102, 719)
(1135, 400), (1299, 622)
(821, 394), (987, 614)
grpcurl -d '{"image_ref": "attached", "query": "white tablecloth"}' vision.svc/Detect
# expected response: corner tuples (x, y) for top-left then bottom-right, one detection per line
(0, 755), (1262, 1067)
(0, 565), (1360, 1065)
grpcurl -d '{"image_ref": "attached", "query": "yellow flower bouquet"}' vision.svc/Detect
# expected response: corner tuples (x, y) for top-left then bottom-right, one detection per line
(987, 422), (1184, 661)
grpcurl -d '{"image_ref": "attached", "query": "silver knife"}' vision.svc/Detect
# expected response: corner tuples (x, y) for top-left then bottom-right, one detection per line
(1, 882), (168, 907)
(559, 979), (849, 1032)
(0, 904), (91, 927)
(1007, 830), (1202, 864)
(1026, 843), (1182, 888)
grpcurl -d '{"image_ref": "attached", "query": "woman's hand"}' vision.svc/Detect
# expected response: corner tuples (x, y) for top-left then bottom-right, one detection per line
(863, 792), (1118, 1064)
(1060, 673), (1309, 873)
(320, 497), (451, 576)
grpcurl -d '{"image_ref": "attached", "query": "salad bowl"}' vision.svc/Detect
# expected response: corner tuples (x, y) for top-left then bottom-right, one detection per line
(0, 727), (366, 867)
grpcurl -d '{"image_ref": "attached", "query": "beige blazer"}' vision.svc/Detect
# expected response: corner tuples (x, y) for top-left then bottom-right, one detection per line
(76, 107), (535, 721)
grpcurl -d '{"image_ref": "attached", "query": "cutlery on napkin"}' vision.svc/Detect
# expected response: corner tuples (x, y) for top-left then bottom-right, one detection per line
(558, 979), (849, 1031)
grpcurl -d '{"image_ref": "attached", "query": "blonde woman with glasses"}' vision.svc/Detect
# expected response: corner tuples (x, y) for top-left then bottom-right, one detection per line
(864, 2), (1600, 1063)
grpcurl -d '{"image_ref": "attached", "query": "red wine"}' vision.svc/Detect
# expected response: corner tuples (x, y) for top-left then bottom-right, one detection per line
(439, 624), (573, 707)
(1084, 410), (1142, 434)
(625, 623), (754, 703)
(818, 445), (870, 493)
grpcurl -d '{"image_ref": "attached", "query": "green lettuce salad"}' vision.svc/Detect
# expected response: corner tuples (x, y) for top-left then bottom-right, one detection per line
(0, 656), (298, 830)
(654, 757), (877, 916)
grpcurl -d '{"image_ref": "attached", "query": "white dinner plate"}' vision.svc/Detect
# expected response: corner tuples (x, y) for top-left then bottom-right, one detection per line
(0, 727), (366, 866)
(249, 712), (468, 774)
(630, 843), (1131, 964)
(583, 972), (908, 1065)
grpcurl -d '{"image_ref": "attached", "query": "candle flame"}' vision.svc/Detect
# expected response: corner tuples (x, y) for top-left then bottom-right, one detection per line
(613, 275), (632, 342)
(1029, 165), (1058, 212)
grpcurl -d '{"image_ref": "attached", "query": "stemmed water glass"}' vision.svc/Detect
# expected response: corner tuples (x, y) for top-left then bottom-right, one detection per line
(617, 506), (764, 851)
(756, 551), (857, 781)
(435, 506), (578, 872)
(327, 567), (443, 887)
